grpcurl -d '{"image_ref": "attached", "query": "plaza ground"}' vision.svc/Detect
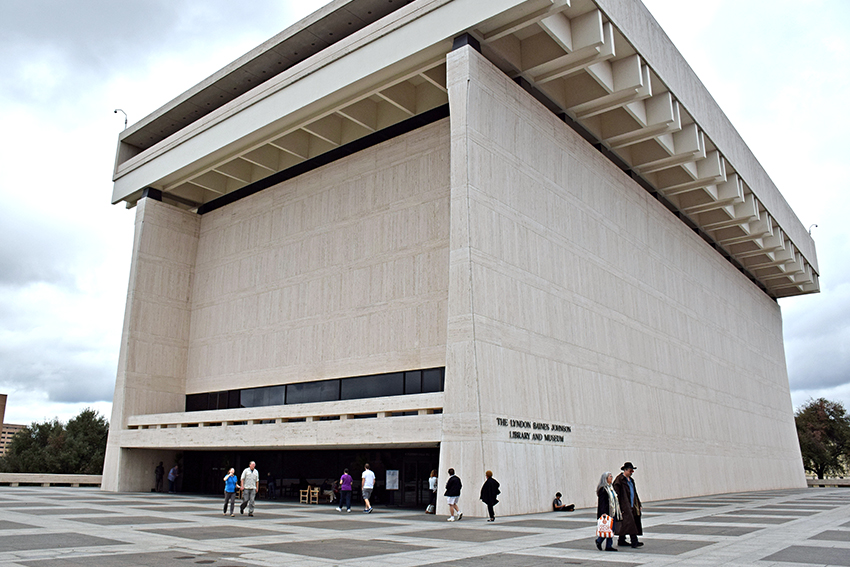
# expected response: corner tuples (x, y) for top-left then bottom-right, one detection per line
(0, 486), (847, 566)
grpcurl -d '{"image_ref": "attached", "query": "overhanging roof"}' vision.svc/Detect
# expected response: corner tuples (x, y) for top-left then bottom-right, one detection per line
(111, 0), (818, 298)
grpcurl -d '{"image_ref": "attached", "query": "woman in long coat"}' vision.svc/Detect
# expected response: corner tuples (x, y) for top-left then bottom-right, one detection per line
(479, 470), (500, 522)
(595, 471), (621, 551)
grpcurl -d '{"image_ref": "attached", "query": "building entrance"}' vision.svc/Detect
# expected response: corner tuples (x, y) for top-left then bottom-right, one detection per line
(180, 447), (439, 509)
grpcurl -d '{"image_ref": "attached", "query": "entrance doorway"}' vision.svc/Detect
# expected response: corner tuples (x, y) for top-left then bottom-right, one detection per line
(181, 447), (439, 509)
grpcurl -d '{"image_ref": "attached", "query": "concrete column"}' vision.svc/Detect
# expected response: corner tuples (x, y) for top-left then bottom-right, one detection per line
(102, 198), (200, 491)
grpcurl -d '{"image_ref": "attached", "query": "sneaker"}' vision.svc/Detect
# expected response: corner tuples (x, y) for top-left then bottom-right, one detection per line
(457, 513), (463, 521)
(230, 514), (235, 517)
(336, 507), (342, 512)
(248, 513), (253, 517)
(447, 516), (455, 522)
(346, 509), (351, 513)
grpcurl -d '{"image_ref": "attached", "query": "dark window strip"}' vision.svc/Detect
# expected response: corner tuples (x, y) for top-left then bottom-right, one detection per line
(186, 367), (444, 412)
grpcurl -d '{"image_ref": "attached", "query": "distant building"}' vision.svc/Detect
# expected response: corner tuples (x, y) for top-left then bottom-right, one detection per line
(0, 394), (26, 456)
(104, 0), (817, 515)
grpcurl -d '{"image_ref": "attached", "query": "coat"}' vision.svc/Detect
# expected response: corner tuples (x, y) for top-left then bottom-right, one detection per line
(479, 477), (500, 506)
(445, 475), (462, 497)
(596, 485), (621, 520)
(612, 472), (642, 536)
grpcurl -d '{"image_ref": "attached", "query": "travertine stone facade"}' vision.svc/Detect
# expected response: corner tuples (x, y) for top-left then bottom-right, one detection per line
(438, 46), (803, 518)
(186, 121), (451, 394)
(103, 199), (200, 490)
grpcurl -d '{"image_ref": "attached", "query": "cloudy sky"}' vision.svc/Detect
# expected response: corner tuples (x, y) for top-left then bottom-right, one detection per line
(0, 0), (847, 426)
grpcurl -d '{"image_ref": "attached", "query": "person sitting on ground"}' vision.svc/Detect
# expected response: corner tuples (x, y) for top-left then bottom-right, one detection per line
(553, 492), (575, 511)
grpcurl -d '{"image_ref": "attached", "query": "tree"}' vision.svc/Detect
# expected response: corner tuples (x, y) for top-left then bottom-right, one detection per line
(0, 408), (109, 475)
(795, 398), (850, 479)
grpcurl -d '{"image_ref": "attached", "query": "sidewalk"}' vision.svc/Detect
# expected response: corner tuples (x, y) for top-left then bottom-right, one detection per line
(0, 486), (847, 566)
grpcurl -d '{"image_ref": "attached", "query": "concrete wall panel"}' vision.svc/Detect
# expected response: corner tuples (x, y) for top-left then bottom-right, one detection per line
(439, 46), (804, 517)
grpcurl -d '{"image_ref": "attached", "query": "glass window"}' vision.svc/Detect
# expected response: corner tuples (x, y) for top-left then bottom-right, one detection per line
(341, 373), (404, 400)
(186, 394), (207, 412)
(228, 390), (241, 409)
(216, 391), (229, 409)
(266, 385), (285, 406)
(404, 371), (422, 394)
(240, 388), (260, 408)
(286, 379), (340, 404)
(422, 368), (443, 392)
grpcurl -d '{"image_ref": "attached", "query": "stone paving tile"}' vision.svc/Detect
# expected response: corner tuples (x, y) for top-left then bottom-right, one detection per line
(13, 507), (109, 516)
(142, 525), (287, 540)
(549, 537), (717, 556)
(425, 553), (641, 567)
(725, 509), (818, 517)
(134, 505), (214, 513)
(0, 520), (37, 530)
(842, 520), (850, 528)
(398, 527), (530, 542)
(808, 530), (850, 542)
(498, 519), (595, 530)
(249, 538), (432, 560)
(71, 515), (191, 526)
(761, 503), (838, 510)
(0, 533), (126, 553)
(762, 545), (850, 566)
(18, 551), (243, 567)
(686, 515), (794, 524)
(287, 520), (401, 531)
(650, 523), (761, 536)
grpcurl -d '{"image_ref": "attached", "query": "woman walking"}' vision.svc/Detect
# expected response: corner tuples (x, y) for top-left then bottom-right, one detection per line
(595, 471), (621, 551)
(337, 468), (353, 512)
(479, 470), (500, 522)
(223, 468), (239, 516)
(427, 469), (438, 513)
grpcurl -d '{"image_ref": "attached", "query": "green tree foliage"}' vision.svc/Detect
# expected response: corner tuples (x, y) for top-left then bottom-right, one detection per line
(0, 408), (109, 475)
(795, 398), (850, 479)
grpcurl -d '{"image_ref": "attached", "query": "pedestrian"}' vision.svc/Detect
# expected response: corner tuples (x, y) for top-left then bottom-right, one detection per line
(337, 468), (353, 512)
(240, 461), (260, 516)
(553, 492), (575, 511)
(223, 468), (239, 516)
(154, 462), (164, 493)
(595, 471), (621, 551)
(445, 467), (462, 521)
(426, 469), (438, 514)
(612, 462), (643, 548)
(479, 470), (500, 522)
(266, 471), (276, 499)
(167, 464), (179, 493)
(362, 463), (375, 513)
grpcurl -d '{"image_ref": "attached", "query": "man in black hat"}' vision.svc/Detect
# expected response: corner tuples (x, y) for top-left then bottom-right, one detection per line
(612, 462), (643, 548)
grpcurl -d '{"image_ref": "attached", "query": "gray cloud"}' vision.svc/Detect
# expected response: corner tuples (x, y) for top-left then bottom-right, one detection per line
(0, 1), (297, 110)
(0, 328), (116, 404)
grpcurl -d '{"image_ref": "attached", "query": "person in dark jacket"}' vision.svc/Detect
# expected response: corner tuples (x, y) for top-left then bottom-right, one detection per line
(612, 462), (643, 548)
(479, 470), (500, 522)
(595, 471), (621, 551)
(444, 468), (462, 521)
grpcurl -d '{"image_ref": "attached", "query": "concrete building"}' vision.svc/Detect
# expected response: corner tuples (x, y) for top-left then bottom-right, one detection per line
(103, 0), (818, 516)
(0, 395), (26, 457)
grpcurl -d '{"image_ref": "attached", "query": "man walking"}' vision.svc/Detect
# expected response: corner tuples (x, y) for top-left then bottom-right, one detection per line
(612, 462), (643, 548)
(240, 461), (260, 517)
(361, 463), (375, 513)
(445, 467), (462, 521)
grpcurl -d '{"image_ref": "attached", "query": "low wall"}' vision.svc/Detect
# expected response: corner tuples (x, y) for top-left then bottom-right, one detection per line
(807, 478), (850, 487)
(0, 473), (102, 487)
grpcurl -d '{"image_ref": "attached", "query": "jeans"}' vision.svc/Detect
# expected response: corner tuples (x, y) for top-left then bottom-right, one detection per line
(487, 503), (495, 519)
(340, 490), (352, 510)
(240, 488), (256, 514)
(224, 491), (236, 514)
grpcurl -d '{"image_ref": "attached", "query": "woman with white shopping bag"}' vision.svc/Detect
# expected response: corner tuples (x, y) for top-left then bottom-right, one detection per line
(595, 472), (621, 551)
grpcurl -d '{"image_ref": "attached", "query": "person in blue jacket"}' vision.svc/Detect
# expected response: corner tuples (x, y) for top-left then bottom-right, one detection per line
(223, 468), (239, 516)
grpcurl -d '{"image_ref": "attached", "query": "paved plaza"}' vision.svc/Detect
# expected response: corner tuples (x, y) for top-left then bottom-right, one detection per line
(0, 487), (847, 566)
